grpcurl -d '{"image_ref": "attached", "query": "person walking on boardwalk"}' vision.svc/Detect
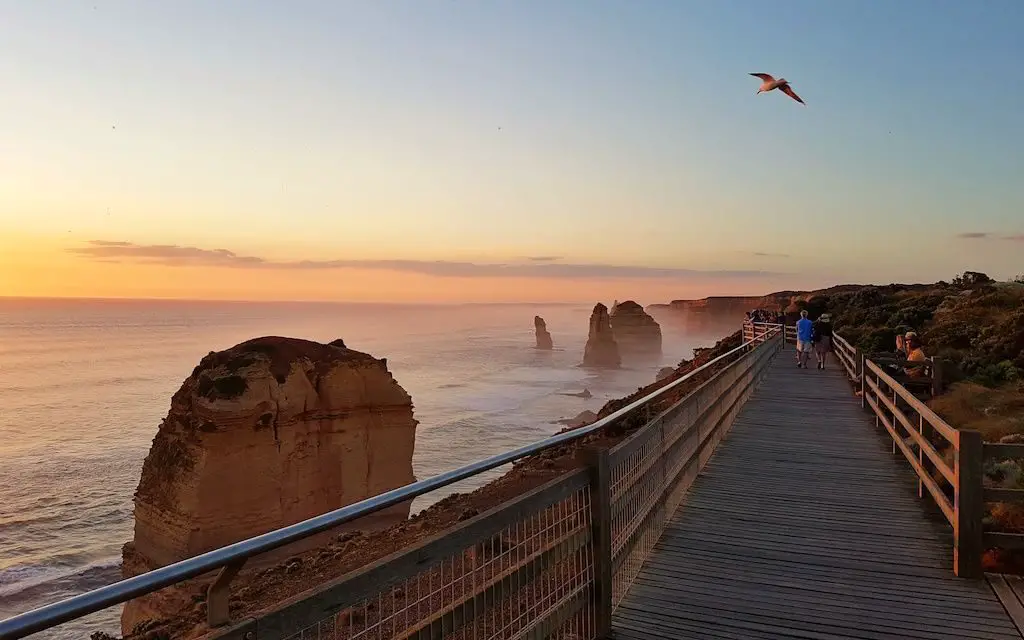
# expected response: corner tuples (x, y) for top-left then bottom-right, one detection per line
(812, 313), (833, 370)
(795, 310), (813, 368)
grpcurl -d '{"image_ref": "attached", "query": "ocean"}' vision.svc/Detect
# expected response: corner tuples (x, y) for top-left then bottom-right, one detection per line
(0, 298), (728, 638)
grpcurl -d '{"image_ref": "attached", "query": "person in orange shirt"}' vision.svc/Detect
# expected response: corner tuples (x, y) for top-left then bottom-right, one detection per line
(904, 334), (927, 377)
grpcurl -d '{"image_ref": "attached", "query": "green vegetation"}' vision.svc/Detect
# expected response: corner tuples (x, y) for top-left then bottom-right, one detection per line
(792, 272), (1024, 389)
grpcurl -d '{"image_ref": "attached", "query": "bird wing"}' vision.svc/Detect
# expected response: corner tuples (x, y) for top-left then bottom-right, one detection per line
(749, 73), (775, 82)
(780, 83), (805, 105)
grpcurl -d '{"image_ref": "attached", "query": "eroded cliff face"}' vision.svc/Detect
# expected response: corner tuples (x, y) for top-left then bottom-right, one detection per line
(121, 336), (417, 633)
(609, 300), (662, 358)
(582, 303), (621, 368)
(534, 316), (553, 350)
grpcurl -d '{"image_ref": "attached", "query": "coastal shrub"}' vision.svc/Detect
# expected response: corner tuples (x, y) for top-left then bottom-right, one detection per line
(971, 361), (1022, 388)
(951, 270), (994, 289)
(803, 295), (830, 318)
(821, 276), (1021, 381)
(930, 382), (1024, 442)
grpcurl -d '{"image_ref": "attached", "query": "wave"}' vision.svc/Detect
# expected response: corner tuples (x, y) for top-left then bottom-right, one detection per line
(1, 373), (165, 396)
(0, 557), (121, 601)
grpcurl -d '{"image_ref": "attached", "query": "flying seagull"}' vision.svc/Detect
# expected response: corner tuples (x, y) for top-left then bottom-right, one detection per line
(749, 73), (805, 105)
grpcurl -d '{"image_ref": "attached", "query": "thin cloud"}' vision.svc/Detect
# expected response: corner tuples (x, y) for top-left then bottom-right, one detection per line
(68, 240), (781, 279)
(956, 232), (992, 239)
(751, 251), (791, 258)
(955, 232), (1024, 241)
(526, 256), (563, 262)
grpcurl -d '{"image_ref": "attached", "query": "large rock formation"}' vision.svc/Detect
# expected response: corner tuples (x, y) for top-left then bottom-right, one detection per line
(534, 315), (553, 350)
(582, 303), (621, 368)
(609, 300), (662, 358)
(121, 336), (417, 632)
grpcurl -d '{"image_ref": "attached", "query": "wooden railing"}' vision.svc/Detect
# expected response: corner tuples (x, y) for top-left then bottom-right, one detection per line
(742, 320), (793, 347)
(211, 332), (784, 640)
(741, 320), (779, 344)
(832, 332), (859, 382)
(860, 358), (983, 577)
(833, 330), (1024, 578)
(981, 445), (1024, 553)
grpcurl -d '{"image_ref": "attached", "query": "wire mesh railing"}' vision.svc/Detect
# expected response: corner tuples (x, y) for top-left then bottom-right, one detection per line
(1, 328), (782, 640)
(607, 330), (781, 606)
(235, 471), (597, 640)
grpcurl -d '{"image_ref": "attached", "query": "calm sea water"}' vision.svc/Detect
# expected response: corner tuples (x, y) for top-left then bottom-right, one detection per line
(0, 299), (726, 638)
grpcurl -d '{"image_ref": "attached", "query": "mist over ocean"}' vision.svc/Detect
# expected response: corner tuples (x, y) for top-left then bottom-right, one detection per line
(0, 298), (732, 638)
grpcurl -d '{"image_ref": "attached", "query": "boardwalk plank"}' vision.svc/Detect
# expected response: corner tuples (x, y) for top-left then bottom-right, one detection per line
(612, 355), (1022, 639)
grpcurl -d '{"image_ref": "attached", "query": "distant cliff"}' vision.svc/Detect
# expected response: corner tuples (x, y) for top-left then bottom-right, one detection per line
(654, 295), (786, 316)
(647, 286), (870, 324)
(121, 336), (417, 634)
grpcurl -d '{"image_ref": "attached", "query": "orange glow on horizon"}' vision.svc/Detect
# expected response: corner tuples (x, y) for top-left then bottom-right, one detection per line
(0, 235), (777, 304)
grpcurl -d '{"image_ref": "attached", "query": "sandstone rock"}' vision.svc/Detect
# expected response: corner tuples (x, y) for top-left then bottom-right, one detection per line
(534, 316), (553, 350)
(121, 336), (417, 632)
(582, 303), (621, 368)
(559, 388), (592, 399)
(556, 410), (598, 429)
(609, 300), (662, 358)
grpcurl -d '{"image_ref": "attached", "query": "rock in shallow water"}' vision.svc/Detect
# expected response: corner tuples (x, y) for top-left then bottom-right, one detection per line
(610, 300), (662, 358)
(582, 303), (621, 368)
(534, 315), (553, 350)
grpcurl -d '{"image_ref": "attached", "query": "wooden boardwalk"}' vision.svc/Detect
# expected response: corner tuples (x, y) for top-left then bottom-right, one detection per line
(613, 354), (1022, 640)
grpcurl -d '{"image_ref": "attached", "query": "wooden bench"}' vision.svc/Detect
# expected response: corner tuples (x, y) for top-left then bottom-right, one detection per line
(868, 353), (944, 399)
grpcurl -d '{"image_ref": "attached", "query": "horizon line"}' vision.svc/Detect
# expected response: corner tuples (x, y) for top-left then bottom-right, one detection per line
(0, 294), (596, 306)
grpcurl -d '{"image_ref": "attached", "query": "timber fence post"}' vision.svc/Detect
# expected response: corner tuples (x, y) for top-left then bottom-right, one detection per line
(586, 447), (613, 637)
(954, 430), (984, 579)
(932, 358), (945, 397)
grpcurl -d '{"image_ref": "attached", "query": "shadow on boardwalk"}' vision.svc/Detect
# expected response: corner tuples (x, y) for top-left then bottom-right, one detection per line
(613, 354), (1021, 640)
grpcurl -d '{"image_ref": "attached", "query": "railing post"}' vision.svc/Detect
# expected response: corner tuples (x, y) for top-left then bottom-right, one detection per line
(207, 559), (246, 627)
(932, 358), (945, 396)
(860, 354), (868, 411)
(585, 447), (613, 638)
(954, 430), (985, 579)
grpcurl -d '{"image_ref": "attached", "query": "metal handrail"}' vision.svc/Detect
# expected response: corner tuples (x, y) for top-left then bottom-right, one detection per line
(0, 328), (780, 639)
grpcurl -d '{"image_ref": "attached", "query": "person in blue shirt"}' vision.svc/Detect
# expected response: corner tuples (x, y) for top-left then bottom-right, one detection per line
(795, 310), (814, 368)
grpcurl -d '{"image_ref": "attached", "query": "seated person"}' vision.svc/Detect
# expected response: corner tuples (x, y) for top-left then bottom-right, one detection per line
(885, 331), (921, 374)
(904, 335), (927, 377)
(893, 331), (920, 359)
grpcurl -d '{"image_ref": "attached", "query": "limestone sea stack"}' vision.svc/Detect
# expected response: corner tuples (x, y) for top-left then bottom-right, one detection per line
(534, 315), (554, 350)
(582, 303), (621, 368)
(610, 300), (662, 358)
(121, 336), (417, 632)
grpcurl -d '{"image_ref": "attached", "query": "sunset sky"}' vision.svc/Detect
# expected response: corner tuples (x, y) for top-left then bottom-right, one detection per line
(2, 1), (1022, 303)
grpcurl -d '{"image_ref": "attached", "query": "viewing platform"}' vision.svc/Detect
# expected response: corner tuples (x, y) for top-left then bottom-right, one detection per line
(4, 323), (1024, 640)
